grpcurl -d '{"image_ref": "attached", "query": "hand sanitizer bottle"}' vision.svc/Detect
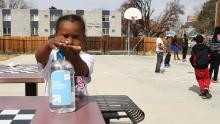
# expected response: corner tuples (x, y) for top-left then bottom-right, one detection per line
(49, 49), (75, 113)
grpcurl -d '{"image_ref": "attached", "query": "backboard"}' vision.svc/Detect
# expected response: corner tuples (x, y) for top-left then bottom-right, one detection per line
(124, 7), (142, 20)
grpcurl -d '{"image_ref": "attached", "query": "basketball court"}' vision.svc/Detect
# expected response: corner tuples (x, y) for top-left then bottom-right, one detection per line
(0, 54), (220, 124)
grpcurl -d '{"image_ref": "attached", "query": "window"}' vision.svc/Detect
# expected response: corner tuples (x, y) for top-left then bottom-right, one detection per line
(31, 14), (38, 21)
(102, 28), (109, 35)
(3, 28), (11, 35)
(50, 28), (56, 35)
(102, 15), (109, 22)
(50, 14), (60, 21)
(3, 14), (11, 21)
(31, 28), (38, 36)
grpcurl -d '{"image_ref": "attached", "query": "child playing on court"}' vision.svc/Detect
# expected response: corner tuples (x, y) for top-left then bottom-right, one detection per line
(190, 35), (212, 99)
(164, 36), (171, 67)
(173, 35), (180, 61)
(35, 15), (94, 95)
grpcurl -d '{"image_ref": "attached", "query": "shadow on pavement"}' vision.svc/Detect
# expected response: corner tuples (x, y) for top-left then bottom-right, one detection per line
(189, 85), (200, 95)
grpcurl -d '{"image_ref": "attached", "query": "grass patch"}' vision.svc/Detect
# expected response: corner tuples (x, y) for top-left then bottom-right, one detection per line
(0, 54), (20, 61)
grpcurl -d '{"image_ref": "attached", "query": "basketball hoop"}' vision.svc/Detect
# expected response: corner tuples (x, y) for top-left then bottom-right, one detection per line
(124, 8), (142, 55)
(131, 16), (138, 24)
(124, 8), (142, 20)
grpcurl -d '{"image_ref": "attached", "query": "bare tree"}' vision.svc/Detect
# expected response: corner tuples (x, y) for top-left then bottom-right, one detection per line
(120, 0), (184, 36)
(0, 0), (34, 9)
(0, 0), (5, 8)
(150, 0), (184, 36)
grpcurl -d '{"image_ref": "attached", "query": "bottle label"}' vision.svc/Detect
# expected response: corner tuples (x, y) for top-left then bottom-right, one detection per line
(51, 70), (72, 105)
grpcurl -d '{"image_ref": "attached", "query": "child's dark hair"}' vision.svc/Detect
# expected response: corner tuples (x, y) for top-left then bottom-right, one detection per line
(157, 32), (163, 37)
(56, 14), (86, 37)
(195, 34), (204, 43)
(166, 36), (171, 39)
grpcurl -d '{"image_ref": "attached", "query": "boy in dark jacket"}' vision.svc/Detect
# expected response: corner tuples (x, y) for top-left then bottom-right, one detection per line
(190, 35), (212, 99)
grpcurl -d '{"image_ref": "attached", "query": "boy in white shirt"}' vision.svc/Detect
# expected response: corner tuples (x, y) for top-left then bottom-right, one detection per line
(155, 32), (164, 73)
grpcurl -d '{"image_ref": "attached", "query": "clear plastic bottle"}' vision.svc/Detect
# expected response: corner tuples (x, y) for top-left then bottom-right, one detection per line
(49, 49), (75, 113)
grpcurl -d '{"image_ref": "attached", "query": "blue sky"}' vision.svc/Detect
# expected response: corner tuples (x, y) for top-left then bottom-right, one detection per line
(30, 0), (206, 22)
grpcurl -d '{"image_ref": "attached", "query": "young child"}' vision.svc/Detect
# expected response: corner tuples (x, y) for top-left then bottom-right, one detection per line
(35, 15), (94, 95)
(164, 36), (171, 67)
(155, 32), (164, 73)
(190, 35), (211, 99)
(173, 35), (180, 61)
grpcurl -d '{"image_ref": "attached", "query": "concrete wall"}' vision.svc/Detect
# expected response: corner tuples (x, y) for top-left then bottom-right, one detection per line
(0, 9), (2, 36)
(109, 11), (121, 37)
(38, 10), (50, 36)
(11, 9), (30, 36)
(83, 10), (102, 37)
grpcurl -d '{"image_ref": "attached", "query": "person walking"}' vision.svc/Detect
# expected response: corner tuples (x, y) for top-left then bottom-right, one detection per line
(173, 35), (180, 61)
(182, 34), (189, 62)
(190, 35), (212, 99)
(209, 27), (220, 83)
(155, 32), (164, 73)
(164, 36), (171, 67)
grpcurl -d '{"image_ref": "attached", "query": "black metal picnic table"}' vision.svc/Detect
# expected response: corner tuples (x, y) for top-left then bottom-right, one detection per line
(93, 95), (145, 124)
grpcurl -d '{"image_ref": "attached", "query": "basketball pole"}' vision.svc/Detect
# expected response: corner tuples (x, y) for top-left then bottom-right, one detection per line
(215, 0), (220, 27)
(124, 8), (142, 56)
(127, 20), (131, 55)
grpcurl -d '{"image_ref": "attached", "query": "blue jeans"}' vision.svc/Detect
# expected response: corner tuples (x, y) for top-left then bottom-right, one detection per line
(164, 52), (171, 66)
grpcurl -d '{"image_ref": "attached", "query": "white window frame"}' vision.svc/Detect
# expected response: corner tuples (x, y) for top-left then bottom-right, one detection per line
(31, 14), (38, 21)
(31, 27), (38, 36)
(3, 14), (11, 21)
(50, 28), (56, 35)
(3, 28), (11, 35)
(102, 15), (109, 22)
(50, 14), (60, 21)
(102, 28), (109, 35)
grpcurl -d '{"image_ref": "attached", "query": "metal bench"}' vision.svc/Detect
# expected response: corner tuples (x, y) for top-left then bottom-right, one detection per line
(93, 95), (145, 124)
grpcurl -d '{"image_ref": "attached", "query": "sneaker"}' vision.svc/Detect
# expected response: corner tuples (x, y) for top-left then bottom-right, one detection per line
(182, 59), (187, 62)
(160, 69), (165, 73)
(204, 88), (212, 99)
(155, 71), (160, 73)
(199, 93), (206, 99)
(212, 80), (218, 83)
(164, 65), (169, 68)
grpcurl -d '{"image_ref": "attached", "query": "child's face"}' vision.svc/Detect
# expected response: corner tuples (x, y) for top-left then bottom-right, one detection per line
(56, 21), (83, 46)
(167, 38), (171, 42)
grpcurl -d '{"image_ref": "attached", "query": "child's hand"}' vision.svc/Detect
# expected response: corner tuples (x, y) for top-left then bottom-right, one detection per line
(47, 36), (66, 50)
(60, 39), (82, 59)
